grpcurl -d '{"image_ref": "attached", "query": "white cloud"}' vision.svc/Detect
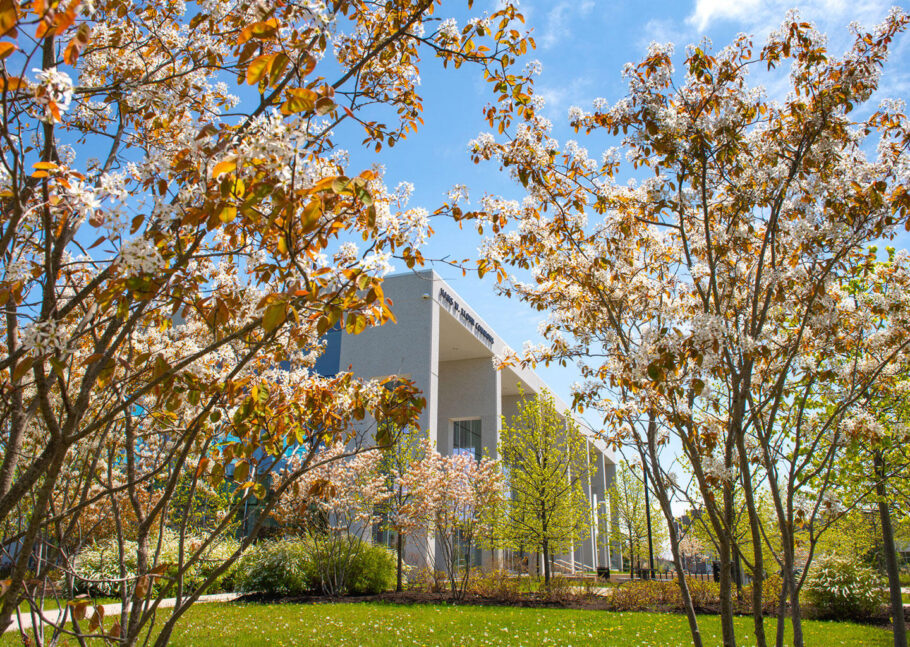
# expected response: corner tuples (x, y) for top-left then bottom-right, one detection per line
(536, 76), (593, 121)
(539, 0), (595, 49)
(686, 0), (765, 32)
(686, 0), (890, 38)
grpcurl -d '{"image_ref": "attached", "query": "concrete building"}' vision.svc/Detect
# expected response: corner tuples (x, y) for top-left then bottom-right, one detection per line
(315, 269), (618, 573)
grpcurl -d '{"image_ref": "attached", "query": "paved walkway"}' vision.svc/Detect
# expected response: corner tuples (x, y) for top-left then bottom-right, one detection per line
(4, 592), (241, 634)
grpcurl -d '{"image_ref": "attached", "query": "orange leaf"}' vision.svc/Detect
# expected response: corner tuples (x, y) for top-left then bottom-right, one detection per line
(300, 198), (322, 231)
(0, 76), (23, 92)
(310, 176), (336, 192)
(0, 0), (18, 38)
(63, 24), (91, 65)
(280, 87), (317, 115)
(245, 53), (273, 86)
(0, 41), (15, 59)
(212, 158), (236, 178)
(237, 18), (279, 45)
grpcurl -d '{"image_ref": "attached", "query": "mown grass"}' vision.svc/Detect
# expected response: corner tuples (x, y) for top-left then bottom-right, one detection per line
(4, 601), (893, 646)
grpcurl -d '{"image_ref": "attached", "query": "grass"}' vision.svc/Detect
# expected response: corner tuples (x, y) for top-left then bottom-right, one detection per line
(3, 601), (893, 646)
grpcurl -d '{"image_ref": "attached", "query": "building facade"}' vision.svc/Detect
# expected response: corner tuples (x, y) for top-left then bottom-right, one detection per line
(316, 269), (619, 573)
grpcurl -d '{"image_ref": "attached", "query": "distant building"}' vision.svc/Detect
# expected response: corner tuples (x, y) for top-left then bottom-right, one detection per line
(317, 269), (619, 572)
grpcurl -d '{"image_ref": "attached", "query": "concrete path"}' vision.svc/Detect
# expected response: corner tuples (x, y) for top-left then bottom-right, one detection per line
(4, 592), (241, 634)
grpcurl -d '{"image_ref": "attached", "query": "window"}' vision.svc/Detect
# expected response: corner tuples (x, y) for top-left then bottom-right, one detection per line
(453, 419), (482, 460)
(373, 510), (396, 548)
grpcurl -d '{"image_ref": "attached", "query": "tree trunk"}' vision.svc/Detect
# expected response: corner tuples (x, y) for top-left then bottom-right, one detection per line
(652, 473), (703, 647)
(774, 578), (788, 647)
(718, 534), (737, 647)
(736, 432), (768, 647)
(790, 579), (805, 647)
(396, 531), (404, 592)
(543, 539), (551, 586)
(875, 451), (907, 647)
(0, 448), (66, 636)
(779, 543), (804, 647)
(719, 479), (738, 647)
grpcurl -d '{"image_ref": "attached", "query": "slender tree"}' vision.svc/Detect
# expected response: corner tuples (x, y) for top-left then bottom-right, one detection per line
(499, 389), (594, 585)
(609, 461), (667, 578)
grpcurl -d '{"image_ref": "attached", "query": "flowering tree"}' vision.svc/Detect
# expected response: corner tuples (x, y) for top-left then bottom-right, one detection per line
(375, 425), (425, 591)
(273, 443), (390, 596)
(498, 389), (594, 585)
(465, 11), (910, 647)
(399, 439), (504, 598)
(0, 0), (533, 642)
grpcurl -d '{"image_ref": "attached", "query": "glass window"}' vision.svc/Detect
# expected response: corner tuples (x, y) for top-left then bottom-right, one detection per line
(453, 419), (482, 461)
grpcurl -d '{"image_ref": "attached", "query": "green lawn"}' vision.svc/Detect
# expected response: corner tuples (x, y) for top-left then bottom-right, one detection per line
(3, 601), (894, 646)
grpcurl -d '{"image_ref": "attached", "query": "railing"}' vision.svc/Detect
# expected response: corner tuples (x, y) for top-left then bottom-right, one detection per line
(601, 569), (716, 582)
(551, 558), (595, 574)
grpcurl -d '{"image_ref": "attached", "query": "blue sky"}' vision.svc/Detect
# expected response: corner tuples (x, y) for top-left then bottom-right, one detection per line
(345, 0), (910, 430)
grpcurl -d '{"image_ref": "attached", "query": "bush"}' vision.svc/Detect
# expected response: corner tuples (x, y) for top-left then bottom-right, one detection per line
(606, 578), (723, 612)
(609, 580), (680, 611)
(411, 568), (449, 593)
(740, 572), (782, 615)
(538, 575), (582, 603)
(234, 536), (396, 596)
(346, 542), (396, 595)
(74, 532), (241, 597)
(684, 577), (721, 611)
(234, 538), (313, 596)
(468, 569), (522, 601)
(804, 554), (886, 619)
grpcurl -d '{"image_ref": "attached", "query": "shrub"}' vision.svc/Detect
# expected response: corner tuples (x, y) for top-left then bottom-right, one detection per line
(234, 538), (313, 596)
(468, 569), (522, 601)
(740, 572), (783, 615)
(606, 578), (723, 613)
(234, 536), (396, 596)
(684, 577), (721, 611)
(804, 554), (886, 619)
(538, 575), (581, 602)
(74, 532), (241, 597)
(609, 580), (681, 611)
(411, 568), (449, 593)
(346, 542), (396, 595)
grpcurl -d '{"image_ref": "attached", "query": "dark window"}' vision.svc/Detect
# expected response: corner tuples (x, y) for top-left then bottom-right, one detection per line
(453, 419), (482, 461)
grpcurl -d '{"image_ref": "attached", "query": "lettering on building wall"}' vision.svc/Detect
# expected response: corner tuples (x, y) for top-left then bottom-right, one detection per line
(438, 288), (495, 346)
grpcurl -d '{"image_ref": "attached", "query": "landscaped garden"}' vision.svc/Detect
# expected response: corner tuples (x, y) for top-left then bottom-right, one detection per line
(3, 0), (910, 646)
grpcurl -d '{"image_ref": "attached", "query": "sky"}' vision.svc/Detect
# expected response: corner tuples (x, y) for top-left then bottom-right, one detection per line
(344, 0), (910, 432)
